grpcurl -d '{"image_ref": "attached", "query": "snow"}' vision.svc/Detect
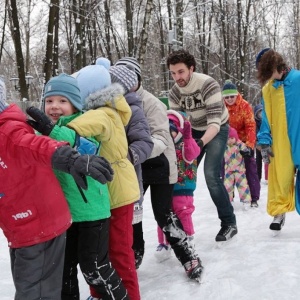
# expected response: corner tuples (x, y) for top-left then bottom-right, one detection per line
(1, 162), (300, 299)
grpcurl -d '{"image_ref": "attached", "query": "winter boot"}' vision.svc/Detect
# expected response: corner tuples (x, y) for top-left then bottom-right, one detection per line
(250, 200), (259, 208)
(184, 257), (204, 282)
(269, 213), (285, 231)
(134, 247), (144, 269)
(132, 222), (145, 269)
(215, 225), (238, 242)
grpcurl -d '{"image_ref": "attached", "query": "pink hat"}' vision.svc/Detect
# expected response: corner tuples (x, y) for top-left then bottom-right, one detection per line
(229, 127), (239, 140)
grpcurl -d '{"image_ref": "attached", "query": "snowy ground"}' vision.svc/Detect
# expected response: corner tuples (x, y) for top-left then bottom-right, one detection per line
(1, 162), (300, 300)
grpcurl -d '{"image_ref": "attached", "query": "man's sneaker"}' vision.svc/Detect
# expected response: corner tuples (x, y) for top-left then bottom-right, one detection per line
(154, 243), (172, 262)
(269, 213), (285, 231)
(134, 248), (144, 269)
(184, 257), (204, 282)
(215, 225), (238, 242)
(86, 296), (99, 300)
(250, 200), (259, 208)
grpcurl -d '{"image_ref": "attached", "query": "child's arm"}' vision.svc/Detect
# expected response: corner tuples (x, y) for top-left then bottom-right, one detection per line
(181, 121), (200, 163)
(125, 100), (154, 165)
(67, 109), (113, 142)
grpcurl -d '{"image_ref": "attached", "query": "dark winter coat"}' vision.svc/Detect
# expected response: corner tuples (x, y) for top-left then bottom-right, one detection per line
(0, 104), (71, 248)
(124, 91), (153, 217)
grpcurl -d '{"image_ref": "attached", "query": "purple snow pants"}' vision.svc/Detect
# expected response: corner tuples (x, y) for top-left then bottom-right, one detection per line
(244, 156), (261, 201)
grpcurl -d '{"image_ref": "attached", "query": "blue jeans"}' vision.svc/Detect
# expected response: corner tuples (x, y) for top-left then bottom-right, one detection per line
(193, 123), (236, 226)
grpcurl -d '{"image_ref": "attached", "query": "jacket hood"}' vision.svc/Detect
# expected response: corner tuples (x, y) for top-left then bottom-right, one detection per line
(167, 109), (186, 143)
(84, 83), (131, 126)
(0, 104), (26, 126)
(84, 83), (125, 110)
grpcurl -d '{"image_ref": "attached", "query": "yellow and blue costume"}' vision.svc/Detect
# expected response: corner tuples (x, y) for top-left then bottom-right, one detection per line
(258, 69), (300, 215)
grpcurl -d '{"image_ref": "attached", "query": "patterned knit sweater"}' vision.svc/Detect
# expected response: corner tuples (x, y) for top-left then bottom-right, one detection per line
(168, 72), (229, 131)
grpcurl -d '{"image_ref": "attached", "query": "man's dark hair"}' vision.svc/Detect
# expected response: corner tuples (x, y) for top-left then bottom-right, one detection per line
(257, 49), (287, 86)
(167, 49), (196, 72)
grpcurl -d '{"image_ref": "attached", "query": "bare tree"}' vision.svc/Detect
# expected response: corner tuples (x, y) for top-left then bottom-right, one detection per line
(8, 0), (29, 100)
(44, 0), (60, 83)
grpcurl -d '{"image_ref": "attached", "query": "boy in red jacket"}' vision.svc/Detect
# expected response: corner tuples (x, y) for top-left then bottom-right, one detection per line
(0, 79), (113, 300)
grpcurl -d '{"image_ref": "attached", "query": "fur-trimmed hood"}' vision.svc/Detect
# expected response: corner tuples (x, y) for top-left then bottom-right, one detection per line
(84, 82), (131, 126)
(167, 109), (186, 143)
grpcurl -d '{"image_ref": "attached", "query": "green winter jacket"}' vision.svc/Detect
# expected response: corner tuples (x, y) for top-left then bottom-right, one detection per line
(49, 112), (111, 222)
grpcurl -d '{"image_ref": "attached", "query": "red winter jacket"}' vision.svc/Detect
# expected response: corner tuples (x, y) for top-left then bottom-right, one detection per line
(0, 104), (72, 248)
(225, 93), (256, 149)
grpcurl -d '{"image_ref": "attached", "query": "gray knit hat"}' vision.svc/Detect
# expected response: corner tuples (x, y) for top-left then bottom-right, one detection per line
(109, 65), (138, 94)
(115, 57), (142, 82)
(0, 78), (8, 113)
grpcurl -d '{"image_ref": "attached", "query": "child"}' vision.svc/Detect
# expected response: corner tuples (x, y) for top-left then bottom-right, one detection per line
(156, 110), (200, 261)
(224, 127), (251, 208)
(68, 65), (141, 300)
(28, 73), (128, 299)
(0, 79), (113, 300)
(109, 64), (154, 267)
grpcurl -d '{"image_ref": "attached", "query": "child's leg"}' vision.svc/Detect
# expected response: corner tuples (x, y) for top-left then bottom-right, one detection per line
(224, 171), (235, 201)
(61, 224), (80, 299)
(235, 172), (251, 203)
(78, 219), (128, 300)
(10, 232), (66, 300)
(172, 195), (195, 236)
(157, 225), (167, 244)
(90, 205), (139, 300)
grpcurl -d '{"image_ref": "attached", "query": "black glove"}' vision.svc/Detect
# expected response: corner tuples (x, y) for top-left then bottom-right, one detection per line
(52, 146), (114, 189)
(240, 146), (254, 158)
(26, 106), (54, 136)
(259, 144), (274, 164)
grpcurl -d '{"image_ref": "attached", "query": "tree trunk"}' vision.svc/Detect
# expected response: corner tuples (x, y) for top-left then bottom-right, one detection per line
(137, 0), (154, 65)
(44, 0), (59, 83)
(125, 0), (134, 56)
(9, 0), (29, 101)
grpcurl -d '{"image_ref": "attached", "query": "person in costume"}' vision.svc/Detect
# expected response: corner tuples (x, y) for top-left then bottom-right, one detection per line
(256, 48), (300, 232)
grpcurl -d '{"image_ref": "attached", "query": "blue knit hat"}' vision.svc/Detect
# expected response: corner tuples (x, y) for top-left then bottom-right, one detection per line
(73, 65), (111, 104)
(43, 73), (82, 111)
(222, 79), (238, 97)
(256, 48), (271, 68)
(0, 78), (8, 113)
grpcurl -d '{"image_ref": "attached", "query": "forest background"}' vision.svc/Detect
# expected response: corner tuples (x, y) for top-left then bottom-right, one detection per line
(0, 0), (299, 105)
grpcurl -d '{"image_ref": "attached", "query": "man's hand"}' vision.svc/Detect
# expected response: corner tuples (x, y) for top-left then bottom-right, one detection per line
(26, 106), (54, 136)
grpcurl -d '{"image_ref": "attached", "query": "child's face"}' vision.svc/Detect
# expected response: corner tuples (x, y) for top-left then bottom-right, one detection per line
(228, 137), (236, 145)
(45, 96), (77, 124)
(171, 130), (178, 139)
